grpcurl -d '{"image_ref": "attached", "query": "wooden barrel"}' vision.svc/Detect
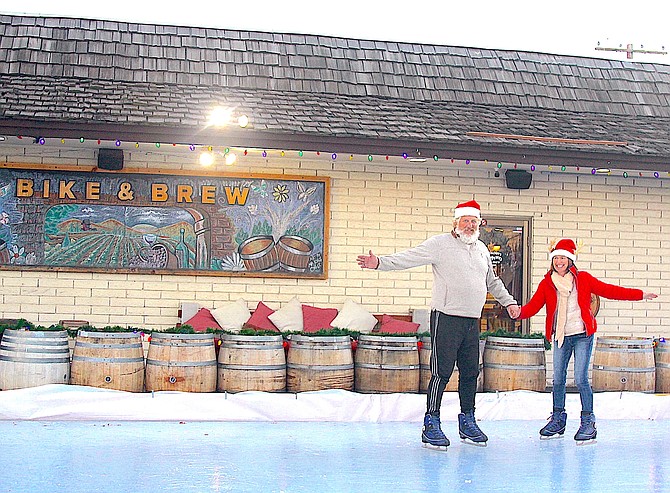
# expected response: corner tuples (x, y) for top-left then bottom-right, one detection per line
(0, 329), (70, 390)
(217, 334), (286, 392)
(355, 335), (419, 393)
(592, 336), (655, 392)
(145, 332), (217, 392)
(277, 235), (313, 272)
(655, 341), (670, 393)
(70, 331), (145, 392)
(483, 336), (546, 391)
(238, 235), (279, 272)
(286, 335), (353, 392)
(419, 337), (484, 392)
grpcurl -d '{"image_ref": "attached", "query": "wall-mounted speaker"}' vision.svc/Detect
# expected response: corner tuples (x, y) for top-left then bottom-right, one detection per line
(505, 169), (532, 190)
(97, 148), (124, 170)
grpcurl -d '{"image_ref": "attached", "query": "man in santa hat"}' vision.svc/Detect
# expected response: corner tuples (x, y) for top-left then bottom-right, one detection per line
(357, 199), (520, 449)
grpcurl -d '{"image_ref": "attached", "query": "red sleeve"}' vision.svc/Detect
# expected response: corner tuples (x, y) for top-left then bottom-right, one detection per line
(518, 278), (549, 320)
(582, 272), (643, 301)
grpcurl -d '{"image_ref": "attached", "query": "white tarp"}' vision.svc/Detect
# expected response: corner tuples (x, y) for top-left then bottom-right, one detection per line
(1, 384), (669, 422)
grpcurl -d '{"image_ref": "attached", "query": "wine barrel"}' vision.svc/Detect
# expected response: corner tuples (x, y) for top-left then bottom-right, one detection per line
(483, 336), (546, 392)
(217, 334), (286, 392)
(0, 329), (70, 390)
(355, 335), (419, 393)
(145, 332), (217, 392)
(286, 335), (353, 392)
(70, 331), (145, 392)
(655, 341), (670, 393)
(592, 336), (655, 392)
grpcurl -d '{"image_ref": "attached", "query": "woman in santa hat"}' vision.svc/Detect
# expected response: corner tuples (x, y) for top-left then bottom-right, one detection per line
(516, 239), (658, 443)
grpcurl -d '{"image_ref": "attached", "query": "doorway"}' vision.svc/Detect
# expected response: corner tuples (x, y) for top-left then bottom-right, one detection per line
(478, 216), (532, 334)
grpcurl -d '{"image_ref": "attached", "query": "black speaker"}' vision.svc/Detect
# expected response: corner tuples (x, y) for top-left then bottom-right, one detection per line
(97, 148), (124, 170)
(505, 169), (532, 190)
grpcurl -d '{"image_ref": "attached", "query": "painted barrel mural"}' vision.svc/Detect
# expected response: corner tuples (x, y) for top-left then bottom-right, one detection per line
(238, 235), (280, 272)
(277, 235), (313, 272)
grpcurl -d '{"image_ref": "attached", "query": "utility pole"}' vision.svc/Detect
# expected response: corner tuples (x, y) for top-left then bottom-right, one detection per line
(595, 42), (667, 60)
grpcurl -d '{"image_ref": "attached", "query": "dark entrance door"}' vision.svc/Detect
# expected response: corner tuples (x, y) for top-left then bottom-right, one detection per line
(478, 216), (531, 334)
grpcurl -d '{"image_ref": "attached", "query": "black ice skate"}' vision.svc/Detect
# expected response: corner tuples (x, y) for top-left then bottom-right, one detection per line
(458, 410), (488, 447)
(539, 410), (567, 439)
(421, 413), (450, 451)
(574, 412), (597, 445)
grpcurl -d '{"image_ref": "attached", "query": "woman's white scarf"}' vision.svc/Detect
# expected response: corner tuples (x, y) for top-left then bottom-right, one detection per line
(551, 271), (574, 348)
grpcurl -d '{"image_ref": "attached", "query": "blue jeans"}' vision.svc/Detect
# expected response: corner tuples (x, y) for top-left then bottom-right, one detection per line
(552, 333), (594, 413)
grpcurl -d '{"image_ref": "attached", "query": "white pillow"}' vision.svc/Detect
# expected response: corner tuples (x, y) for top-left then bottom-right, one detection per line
(268, 297), (304, 332)
(211, 299), (251, 332)
(330, 299), (378, 333)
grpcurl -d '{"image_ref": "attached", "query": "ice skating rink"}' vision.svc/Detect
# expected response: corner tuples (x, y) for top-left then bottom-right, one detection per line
(1, 385), (668, 493)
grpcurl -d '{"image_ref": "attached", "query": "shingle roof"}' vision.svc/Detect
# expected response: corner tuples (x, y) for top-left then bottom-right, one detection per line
(1, 14), (669, 170)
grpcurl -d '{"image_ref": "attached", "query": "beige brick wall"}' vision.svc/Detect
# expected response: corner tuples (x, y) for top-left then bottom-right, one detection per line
(1, 146), (668, 364)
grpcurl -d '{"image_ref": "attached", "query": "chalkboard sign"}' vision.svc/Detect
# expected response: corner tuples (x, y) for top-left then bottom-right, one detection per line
(0, 166), (329, 278)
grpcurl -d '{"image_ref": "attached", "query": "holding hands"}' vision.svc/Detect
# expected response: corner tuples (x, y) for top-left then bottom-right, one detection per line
(506, 304), (521, 319)
(357, 250), (379, 269)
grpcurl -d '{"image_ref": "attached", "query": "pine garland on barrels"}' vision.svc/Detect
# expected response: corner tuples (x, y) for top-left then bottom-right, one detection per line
(480, 329), (551, 350)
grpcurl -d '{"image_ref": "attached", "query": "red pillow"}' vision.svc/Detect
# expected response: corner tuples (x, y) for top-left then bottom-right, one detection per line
(302, 305), (339, 333)
(378, 314), (420, 334)
(246, 301), (279, 332)
(184, 308), (222, 333)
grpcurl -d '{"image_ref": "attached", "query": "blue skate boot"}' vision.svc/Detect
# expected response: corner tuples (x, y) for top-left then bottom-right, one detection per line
(539, 410), (567, 439)
(574, 412), (597, 444)
(421, 412), (450, 450)
(458, 410), (488, 446)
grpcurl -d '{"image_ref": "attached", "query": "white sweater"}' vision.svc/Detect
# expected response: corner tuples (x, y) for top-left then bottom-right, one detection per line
(377, 233), (516, 318)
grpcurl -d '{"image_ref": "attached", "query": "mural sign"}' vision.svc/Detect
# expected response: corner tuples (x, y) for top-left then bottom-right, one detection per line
(0, 166), (329, 278)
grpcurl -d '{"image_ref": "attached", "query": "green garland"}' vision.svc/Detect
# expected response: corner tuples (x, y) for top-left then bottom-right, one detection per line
(480, 329), (551, 350)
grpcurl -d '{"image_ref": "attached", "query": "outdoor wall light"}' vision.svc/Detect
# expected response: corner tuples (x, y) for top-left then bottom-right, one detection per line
(199, 152), (215, 166)
(208, 107), (233, 127)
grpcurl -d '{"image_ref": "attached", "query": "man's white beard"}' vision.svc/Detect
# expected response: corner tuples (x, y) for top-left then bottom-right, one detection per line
(455, 227), (480, 245)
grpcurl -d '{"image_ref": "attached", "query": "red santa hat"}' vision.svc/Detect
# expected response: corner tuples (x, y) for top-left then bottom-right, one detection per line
(454, 200), (481, 219)
(550, 238), (577, 261)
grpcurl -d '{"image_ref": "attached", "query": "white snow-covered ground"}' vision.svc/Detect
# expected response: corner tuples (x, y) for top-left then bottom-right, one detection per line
(2, 386), (669, 493)
(1, 384), (669, 422)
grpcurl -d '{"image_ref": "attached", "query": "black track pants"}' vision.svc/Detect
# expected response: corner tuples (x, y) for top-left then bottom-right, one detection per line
(425, 311), (480, 415)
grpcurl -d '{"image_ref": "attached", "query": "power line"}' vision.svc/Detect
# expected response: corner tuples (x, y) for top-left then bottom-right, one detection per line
(595, 42), (667, 60)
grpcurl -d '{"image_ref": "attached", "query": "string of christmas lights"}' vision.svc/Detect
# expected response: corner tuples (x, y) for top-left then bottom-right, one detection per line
(4, 135), (669, 179)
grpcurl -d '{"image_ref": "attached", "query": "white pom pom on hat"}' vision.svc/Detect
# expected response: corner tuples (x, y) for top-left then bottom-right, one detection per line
(454, 200), (481, 219)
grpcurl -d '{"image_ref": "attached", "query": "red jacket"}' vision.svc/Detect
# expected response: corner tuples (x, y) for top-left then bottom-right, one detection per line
(518, 266), (643, 340)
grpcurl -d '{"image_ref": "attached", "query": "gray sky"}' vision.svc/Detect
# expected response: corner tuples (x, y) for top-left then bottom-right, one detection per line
(3, 0), (668, 64)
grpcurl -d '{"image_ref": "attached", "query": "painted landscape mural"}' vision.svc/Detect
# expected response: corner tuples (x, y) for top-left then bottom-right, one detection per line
(0, 167), (329, 278)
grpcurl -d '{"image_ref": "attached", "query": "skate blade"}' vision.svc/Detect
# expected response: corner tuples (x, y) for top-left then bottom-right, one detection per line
(422, 442), (448, 451)
(575, 438), (597, 446)
(539, 434), (565, 440)
(461, 438), (487, 447)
